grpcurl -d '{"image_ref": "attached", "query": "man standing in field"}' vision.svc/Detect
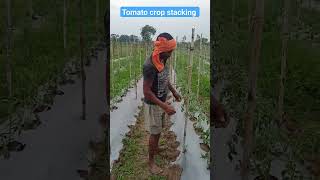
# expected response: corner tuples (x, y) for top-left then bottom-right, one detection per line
(143, 33), (182, 174)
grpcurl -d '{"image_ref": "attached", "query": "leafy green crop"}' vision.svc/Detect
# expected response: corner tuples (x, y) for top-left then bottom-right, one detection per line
(0, 0), (107, 150)
(110, 42), (146, 103)
(175, 43), (211, 166)
(214, 0), (320, 178)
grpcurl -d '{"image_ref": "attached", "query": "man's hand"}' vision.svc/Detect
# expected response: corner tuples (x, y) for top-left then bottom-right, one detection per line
(173, 92), (182, 102)
(163, 103), (176, 115)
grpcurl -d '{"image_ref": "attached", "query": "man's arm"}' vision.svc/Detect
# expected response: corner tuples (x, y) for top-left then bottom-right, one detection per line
(168, 82), (181, 102)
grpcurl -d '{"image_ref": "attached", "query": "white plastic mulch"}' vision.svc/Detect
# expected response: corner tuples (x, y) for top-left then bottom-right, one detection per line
(110, 78), (143, 169)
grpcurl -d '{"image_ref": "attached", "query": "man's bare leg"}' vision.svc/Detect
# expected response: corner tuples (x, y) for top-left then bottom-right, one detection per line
(149, 133), (162, 174)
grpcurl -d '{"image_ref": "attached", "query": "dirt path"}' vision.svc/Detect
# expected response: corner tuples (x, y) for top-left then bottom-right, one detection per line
(0, 49), (106, 180)
(111, 100), (182, 180)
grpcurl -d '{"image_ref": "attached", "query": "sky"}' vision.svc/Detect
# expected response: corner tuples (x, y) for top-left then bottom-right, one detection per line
(110, 0), (210, 42)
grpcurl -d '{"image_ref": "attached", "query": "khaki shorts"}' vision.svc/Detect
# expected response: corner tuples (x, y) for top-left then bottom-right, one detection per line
(144, 103), (165, 135)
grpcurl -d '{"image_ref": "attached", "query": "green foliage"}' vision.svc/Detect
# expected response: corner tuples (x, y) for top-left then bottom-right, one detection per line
(110, 42), (145, 102)
(140, 25), (156, 42)
(175, 42), (210, 165)
(214, 0), (320, 178)
(0, 0), (107, 138)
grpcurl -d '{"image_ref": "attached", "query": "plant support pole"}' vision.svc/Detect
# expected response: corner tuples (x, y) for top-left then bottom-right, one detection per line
(118, 40), (121, 69)
(174, 36), (178, 87)
(139, 43), (142, 71)
(278, 0), (290, 125)
(6, 0), (12, 97)
(111, 40), (114, 95)
(95, 0), (99, 42)
(135, 41), (137, 99)
(29, 0), (33, 17)
(169, 57), (173, 83)
(79, 0), (86, 120)
(6, 0), (13, 143)
(241, 0), (264, 179)
(183, 28), (195, 153)
(129, 40), (132, 80)
(63, 0), (67, 52)
(196, 34), (202, 100)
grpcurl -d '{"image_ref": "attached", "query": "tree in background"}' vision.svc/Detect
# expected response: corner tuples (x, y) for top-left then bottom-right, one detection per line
(182, 35), (187, 43)
(110, 34), (118, 57)
(140, 25), (156, 42)
(110, 34), (119, 41)
(129, 35), (139, 43)
(195, 35), (209, 47)
(110, 34), (140, 43)
(118, 35), (130, 42)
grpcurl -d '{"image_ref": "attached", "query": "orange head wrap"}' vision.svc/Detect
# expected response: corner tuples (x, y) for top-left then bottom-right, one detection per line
(152, 37), (177, 72)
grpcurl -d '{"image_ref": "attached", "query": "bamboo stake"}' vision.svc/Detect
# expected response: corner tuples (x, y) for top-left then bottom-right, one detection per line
(201, 45), (205, 74)
(139, 42), (142, 70)
(118, 40), (121, 69)
(63, 0), (67, 52)
(117, 38), (120, 59)
(110, 39), (113, 58)
(95, 0), (99, 42)
(129, 40), (132, 80)
(54, 0), (60, 34)
(6, 0), (13, 143)
(135, 42), (138, 99)
(183, 28), (195, 153)
(127, 41), (129, 58)
(232, 0), (236, 26)
(79, 0), (86, 120)
(241, 0), (264, 179)
(120, 41), (122, 57)
(169, 55), (173, 83)
(112, 38), (115, 59)
(6, 0), (12, 97)
(278, 0), (290, 125)
(297, 0), (301, 21)
(196, 34), (202, 100)
(29, 0), (33, 17)
(174, 36), (178, 87)
(111, 40), (114, 95)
